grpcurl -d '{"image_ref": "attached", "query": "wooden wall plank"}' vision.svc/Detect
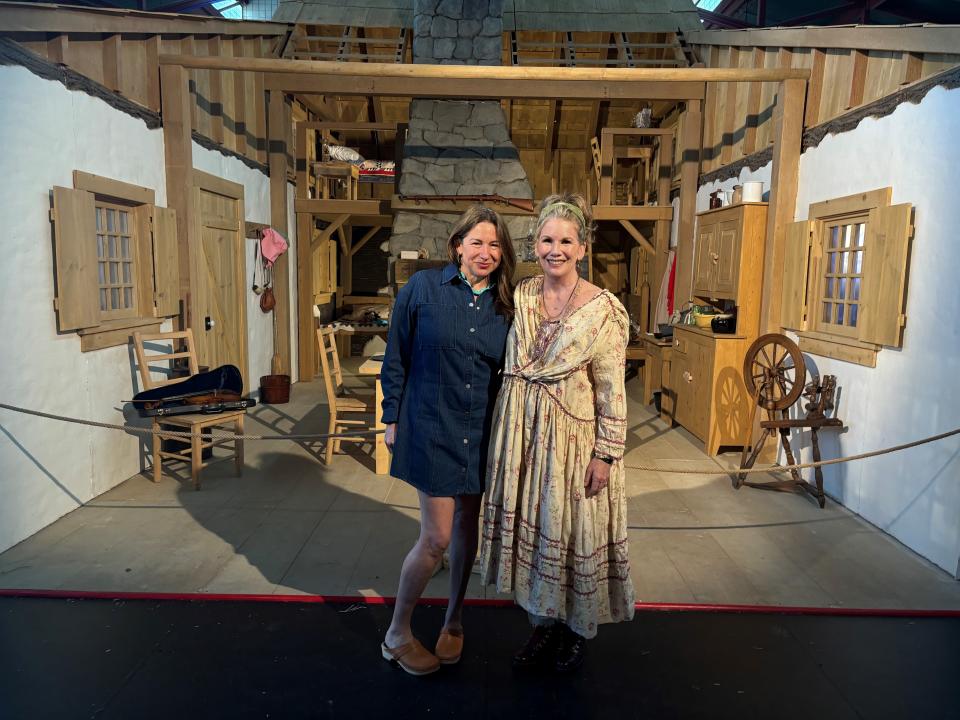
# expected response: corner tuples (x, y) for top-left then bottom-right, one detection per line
(862, 50), (901, 105)
(145, 35), (161, 112)
(848, 49), (868, 108)
(804, 48), (825, 126)
(742, 48), (764, 156)
(675, 97), (702, 308)
(102, 34), (122, 93)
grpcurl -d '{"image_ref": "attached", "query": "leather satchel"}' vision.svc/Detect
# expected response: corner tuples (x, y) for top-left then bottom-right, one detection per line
(260, 285), (276, 313)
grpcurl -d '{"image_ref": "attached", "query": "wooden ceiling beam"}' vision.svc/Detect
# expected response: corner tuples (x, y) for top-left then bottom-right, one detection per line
(162, 55), (805, 84)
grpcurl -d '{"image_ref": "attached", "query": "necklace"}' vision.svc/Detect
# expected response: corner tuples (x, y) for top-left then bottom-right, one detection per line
(541, 276), (581, 322)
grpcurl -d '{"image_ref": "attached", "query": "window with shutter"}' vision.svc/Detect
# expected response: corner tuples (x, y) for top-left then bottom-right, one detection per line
(780, 188), (913, 367)
(50, 171), (181, 351)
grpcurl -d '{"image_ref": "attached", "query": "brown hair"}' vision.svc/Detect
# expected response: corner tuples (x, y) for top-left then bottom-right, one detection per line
(533, 192), (595, 247)
(446, 204), (516, 319)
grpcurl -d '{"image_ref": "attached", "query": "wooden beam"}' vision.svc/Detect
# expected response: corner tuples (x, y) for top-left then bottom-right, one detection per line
(159, 63), (195, 329)
(296, 198), (390, 216)
(391, 196), (532, 216)
(161, 54), (805, 82)
(143, 35), (161, 112)
(901, 51), (923, 85)
(685, 26), (960, 55)
(619, 220), (656, 255)
(0, 5), (289, 36)
(208, 36), (224, 145)
(592, 205), (674, 221)
(295, 211), (314, 378)
(267, 73), (707, 101)
(761, 78), (806, 333)
(268, 90), (291, 375)
(297, 121), (399, 132)
(46, 34), (69, 65)
(674, 98), (702, 308)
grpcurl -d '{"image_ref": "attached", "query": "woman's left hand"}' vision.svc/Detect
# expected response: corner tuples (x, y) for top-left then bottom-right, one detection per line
(584, 458), (611, 498)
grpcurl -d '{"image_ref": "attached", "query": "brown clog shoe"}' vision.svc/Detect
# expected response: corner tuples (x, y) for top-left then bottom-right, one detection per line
(381, 638), (440, 676)
(435, 628), (464, 665)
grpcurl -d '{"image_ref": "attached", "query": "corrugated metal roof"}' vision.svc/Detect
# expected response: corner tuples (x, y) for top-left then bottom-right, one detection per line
(273, 0), (702, 32)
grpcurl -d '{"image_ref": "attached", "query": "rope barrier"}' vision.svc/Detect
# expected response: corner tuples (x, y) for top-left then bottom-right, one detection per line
(0, 402), (383, 442)
(1, 401), (957, 475)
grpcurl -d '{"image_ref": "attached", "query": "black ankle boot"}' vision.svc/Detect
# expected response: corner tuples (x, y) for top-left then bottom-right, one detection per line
(512, 625), (558, 668)
(554, 625), (587, 672)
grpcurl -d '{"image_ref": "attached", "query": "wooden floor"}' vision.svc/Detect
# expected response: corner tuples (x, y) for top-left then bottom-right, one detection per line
(1, 363), (958, 609)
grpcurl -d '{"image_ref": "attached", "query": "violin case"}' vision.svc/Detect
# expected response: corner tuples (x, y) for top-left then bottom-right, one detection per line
(132, 364), (256, 417)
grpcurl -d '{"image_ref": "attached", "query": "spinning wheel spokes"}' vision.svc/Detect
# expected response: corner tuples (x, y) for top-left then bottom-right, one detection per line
(742, 334), (806, 411)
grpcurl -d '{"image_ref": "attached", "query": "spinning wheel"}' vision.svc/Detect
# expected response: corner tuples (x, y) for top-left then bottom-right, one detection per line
(736, 334), (843, 509)
(742, 334), (806, 411)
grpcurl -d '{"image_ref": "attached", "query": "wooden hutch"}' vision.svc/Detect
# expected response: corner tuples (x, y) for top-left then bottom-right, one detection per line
(669, 202), (767, 455)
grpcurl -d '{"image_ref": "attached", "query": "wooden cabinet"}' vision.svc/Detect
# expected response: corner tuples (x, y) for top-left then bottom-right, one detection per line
(691, 203), (767, 336)
(667, 203), (768, 454)
(670, 326), (753, 455)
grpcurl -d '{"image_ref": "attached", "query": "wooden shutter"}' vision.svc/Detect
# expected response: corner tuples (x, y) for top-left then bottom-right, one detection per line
(151, 205), (181, 317)
(858, 203), (913, 347)
(51, 186), (99, 331)
(780, 219), (813, 331)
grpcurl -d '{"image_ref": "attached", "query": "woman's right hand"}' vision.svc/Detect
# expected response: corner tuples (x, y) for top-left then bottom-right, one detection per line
(384, 423), (397, 451)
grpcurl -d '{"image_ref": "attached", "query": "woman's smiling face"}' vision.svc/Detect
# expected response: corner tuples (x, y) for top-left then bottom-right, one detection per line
(536, 218), (585, 279)
(458, 221), (502, 284)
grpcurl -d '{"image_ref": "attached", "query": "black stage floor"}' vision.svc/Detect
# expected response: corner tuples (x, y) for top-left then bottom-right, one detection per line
(2, 596), (958, 719)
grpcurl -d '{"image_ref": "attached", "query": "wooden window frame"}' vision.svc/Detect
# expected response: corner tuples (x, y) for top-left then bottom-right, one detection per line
(51, 171), (180, 351)
(792, 187), (910, 368)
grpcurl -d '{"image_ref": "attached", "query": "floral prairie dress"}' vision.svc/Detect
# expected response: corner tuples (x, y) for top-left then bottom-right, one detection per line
(480, 277), (635, 639)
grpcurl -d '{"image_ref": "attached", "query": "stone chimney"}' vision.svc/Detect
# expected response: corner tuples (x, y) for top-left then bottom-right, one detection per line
(389, 0), (535, 262)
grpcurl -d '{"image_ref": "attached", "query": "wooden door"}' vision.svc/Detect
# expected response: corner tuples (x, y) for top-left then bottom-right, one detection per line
(693, 221), (716, 297)
(192, 181), (248, 383)
(713, 218), (741, 299)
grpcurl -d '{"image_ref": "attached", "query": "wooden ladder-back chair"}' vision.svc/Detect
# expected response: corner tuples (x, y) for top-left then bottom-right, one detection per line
(132, 329), (245, 489)
(316, 327), (374, 465)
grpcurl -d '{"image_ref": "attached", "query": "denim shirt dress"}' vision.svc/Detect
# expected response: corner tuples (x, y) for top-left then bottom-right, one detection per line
(380, 263), (511, 496)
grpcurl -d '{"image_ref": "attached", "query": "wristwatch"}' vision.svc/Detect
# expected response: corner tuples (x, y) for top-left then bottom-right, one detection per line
(592, 452), (614, 465)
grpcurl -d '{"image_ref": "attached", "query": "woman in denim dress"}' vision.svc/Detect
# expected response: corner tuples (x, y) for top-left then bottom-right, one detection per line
(379, 205), (516, 675)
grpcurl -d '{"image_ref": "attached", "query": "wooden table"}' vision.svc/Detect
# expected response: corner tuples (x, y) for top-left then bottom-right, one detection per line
(358, 356), (389, 475)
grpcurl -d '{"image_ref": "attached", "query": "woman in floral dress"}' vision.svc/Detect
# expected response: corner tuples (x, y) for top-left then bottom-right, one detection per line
(480, 193), (634, 672)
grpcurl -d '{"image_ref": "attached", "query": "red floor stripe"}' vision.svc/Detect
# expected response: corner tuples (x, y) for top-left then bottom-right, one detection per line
(2, 588), (959, 617)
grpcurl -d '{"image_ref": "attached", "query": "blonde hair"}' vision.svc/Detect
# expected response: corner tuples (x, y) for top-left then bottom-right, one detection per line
(446, 204), (516, 319)
(534, 192), (594, 246)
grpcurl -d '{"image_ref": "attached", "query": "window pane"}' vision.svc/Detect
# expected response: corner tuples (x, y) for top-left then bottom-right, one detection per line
(110, 288), (120, 309)
(97, 234), (104, 258)
(98, 262), (106, 284)
(122, 263), (131, 283)
(856, 223), (866, 247)
(838, 277), (847, 299)
(107, 209), (115, 232)
(843, 225), (853, 247)
(108, 236), (117, 258)
(824, 278), (834, 299)
(854, 250), (863, 274)
(822, 302), (832, 322)
(119, 211), (128, 234)
(836, 303), (845, 325)
(121, 236), (130, 259)
(849, 304), (858, 327)
(841, 252), (849, 273)
(96, 207), (104, 232)
(828, 252), (836, 273)
(829, 226), (839, 248)
(100, 289), (108, 311)
(852, 277), (861, 301)
(123, 287), (132, 308)
(109, 263), (118, 283)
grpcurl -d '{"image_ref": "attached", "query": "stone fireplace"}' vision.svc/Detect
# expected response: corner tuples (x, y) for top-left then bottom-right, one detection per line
(389, 0), (535, 262)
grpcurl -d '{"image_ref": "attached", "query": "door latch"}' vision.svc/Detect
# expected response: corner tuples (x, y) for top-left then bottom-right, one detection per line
(205, 316), (215, 331)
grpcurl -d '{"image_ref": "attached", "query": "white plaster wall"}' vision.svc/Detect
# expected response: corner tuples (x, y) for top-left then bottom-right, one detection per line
(0, 66), (168, 552)
(0, 67), (299, 554)
(698, 86), (960, 577)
